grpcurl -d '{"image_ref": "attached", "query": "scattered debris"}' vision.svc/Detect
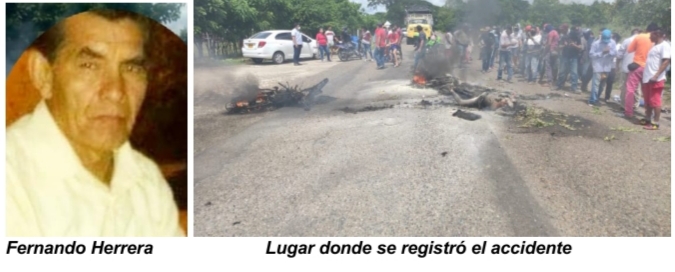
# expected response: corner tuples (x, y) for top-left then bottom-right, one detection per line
(519, 93), (563, 101)
(205, 201), (212, 206)
(413, 72), (517, 111)
(654, 136), (670, 142)
(518, 107), (554, 128)
(611, 126), (644, 133)
(226, 78), (329, 113)
(453, 109), (481, 121)
(420, 100), (433, 106)
(339, 105), (394, 114)
(592, 106), (602, 115)
(604, 135), (616, 142)
(232, 221), (241, 226)
(441, 151), (448, 157)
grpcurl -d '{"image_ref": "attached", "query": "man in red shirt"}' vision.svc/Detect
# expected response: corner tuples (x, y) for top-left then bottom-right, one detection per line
(374, 23), (387, 69)
(388, 26), (401, 67)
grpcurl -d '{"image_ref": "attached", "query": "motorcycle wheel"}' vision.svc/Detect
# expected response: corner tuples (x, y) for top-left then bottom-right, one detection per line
(338, 49), (348, 61)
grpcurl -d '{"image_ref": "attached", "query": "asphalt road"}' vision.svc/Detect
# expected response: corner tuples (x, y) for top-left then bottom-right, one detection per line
(194, 46), (670, 236)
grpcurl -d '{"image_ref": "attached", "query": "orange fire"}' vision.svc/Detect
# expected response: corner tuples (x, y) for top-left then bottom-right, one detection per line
(413, 73), (427, 85)
(236, 101), (249, 107)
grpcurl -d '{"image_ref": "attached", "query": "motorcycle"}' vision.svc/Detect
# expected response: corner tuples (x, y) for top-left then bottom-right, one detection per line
(336, 41), (362, 61)
(226, 78), (329, 113)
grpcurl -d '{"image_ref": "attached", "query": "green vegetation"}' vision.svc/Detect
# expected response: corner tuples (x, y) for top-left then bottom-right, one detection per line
(194, 0), (668, 59)
(611, 126), (644, 133)
(654, 136), (670, 142)
(518, 107), (554, 128)
(194, 0), (381, 58)
(367, 0), (669, 35)
(6, 3), (183, 68)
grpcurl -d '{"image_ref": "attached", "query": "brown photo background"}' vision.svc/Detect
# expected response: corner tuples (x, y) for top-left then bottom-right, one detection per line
(5, 3), (188, 234)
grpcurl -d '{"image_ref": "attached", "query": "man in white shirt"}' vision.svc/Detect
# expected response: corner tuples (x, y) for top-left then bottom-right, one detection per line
(497, 26), (517, 83)
(640, 28), (670, 130)
(291, 23), (304, 66)
(7, 10), (183, 237)
(618, 29), (641, 110)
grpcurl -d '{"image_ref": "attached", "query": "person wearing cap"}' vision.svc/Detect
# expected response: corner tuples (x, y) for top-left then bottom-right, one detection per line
(597, 33), (622, 101)
(588, 29), (617, 105)
(640, 27), (670, 130)
(624, 23), (658, 119)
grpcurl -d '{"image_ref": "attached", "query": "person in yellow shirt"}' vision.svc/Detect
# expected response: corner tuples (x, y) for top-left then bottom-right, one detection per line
(6, 10), (184, 237)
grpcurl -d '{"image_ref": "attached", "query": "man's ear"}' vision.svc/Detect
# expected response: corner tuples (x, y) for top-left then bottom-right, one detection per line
(27, 49), (54, 99)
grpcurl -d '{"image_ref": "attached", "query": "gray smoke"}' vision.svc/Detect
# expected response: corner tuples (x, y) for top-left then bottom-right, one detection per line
(228, 73), (261, 103)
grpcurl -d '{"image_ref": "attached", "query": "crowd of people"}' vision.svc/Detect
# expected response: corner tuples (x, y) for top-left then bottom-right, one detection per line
(452, 22), (670, 130)
(313, 23), (405, 69)
(308, 20), (670, 130)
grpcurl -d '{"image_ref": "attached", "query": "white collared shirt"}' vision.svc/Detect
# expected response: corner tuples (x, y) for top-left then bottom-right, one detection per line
(6, 101), (184, 237)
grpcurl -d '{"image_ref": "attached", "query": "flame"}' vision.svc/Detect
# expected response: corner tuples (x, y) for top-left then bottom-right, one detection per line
(413, 73), (427, 85)
(236, 101), (249, 107)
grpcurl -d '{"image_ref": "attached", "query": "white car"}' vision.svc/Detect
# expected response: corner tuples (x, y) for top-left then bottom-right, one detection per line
(242, 30), (318, 64)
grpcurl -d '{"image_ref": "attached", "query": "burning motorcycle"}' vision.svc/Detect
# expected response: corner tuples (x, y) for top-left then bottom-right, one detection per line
(226, 78), (329, 113)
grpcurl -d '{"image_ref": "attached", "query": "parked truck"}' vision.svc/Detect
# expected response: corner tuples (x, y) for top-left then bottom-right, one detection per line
(405, 5), (433, 45)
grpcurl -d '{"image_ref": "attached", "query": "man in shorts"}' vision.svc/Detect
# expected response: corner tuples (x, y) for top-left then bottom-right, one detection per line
(641, 28), (670, 130)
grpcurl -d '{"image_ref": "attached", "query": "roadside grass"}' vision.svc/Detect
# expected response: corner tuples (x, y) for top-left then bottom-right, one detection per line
(654, 136), (670, 142)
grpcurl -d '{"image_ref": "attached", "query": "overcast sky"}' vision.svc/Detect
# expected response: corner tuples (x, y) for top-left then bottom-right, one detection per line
(350, 0), (615, 14)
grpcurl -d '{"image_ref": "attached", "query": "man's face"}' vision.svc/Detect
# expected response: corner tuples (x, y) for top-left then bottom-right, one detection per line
(46, 13), (147, 153)
(650, 31), (661, 43)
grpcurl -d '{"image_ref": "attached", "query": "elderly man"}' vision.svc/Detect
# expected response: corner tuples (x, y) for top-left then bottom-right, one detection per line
(6, 10), (183, 237)
(588, 29), (617, 105)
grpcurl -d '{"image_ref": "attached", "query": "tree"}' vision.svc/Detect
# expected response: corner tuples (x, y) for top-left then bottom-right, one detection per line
(180, 28), (188, 43)
(194, 0), (373, 59)
(528, 0), (566, 27)
(6, 3), (183, 71)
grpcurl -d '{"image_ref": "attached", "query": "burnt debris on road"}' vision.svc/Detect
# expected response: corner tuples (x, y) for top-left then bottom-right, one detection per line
(413, 72), (517, 112)
(226, 78), (329, 113)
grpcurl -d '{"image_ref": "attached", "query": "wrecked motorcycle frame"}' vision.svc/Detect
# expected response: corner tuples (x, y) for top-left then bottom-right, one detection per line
(226, 78), (329, 113)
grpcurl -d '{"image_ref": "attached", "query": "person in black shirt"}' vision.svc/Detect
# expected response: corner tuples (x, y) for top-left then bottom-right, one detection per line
(341, 27), (353, 50)
(413, 25), (427, 72)
(480, 27), (495, 72)
(556, 27), (582, 92)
